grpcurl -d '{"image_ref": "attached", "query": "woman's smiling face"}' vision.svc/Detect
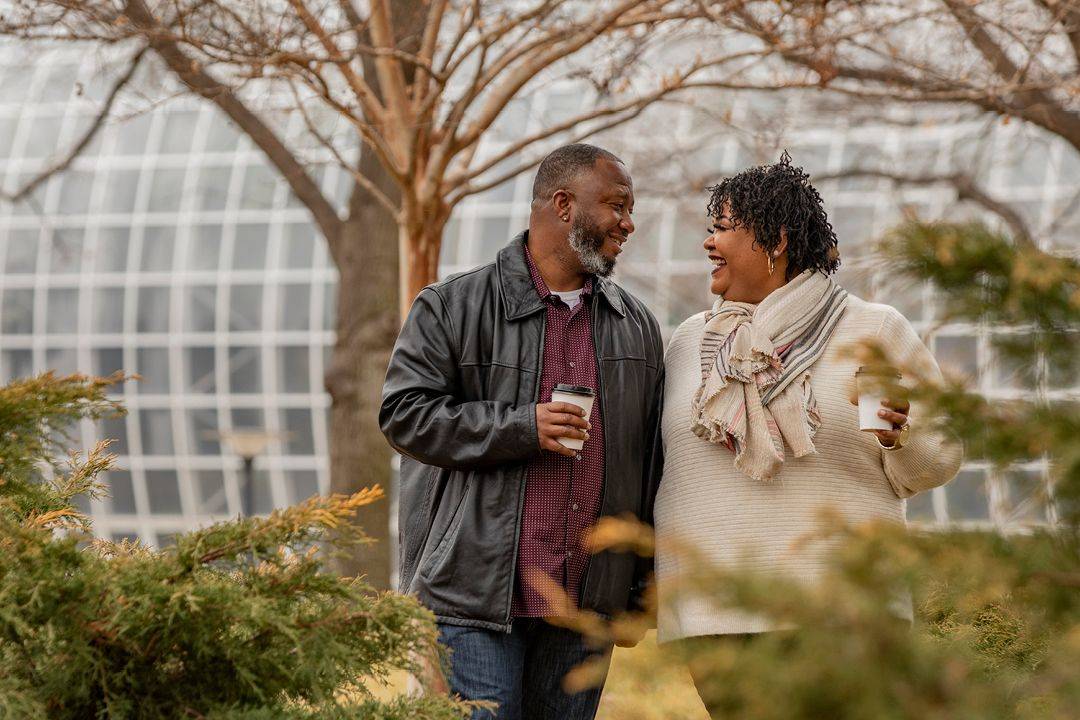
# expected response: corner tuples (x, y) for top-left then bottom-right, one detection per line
(703, 203), (787, 303)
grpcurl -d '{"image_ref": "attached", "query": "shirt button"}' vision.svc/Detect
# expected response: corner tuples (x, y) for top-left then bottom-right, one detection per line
(572, 503), (579, 511)
(569, 362), (575, 368)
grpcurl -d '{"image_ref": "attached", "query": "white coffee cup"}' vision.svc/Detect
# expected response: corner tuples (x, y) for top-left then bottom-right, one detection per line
(550, 384), (595, 451)
(855, 365), (902, 432)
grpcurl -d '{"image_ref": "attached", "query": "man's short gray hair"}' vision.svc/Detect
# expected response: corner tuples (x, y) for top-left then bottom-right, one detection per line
(531, 143), (623, 206)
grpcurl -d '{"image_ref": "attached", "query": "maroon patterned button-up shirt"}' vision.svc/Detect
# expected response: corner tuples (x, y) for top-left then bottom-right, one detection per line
(512, 245), (606, 618)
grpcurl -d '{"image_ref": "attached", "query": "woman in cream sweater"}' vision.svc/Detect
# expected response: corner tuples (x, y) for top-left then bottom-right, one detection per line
(654, 154), (962, 704)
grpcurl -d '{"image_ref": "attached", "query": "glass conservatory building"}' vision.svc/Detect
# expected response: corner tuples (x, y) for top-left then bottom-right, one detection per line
(1, 49), (1076, 546)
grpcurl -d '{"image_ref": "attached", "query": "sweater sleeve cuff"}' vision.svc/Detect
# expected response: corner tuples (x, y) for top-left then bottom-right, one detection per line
(881, 422), (962, 498)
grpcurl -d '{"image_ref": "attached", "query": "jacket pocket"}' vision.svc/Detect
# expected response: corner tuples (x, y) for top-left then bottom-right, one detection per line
(417, 478), (471, 580)
(399, 464), (441, 589)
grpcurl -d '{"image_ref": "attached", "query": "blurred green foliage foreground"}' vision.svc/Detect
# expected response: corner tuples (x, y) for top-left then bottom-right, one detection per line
(586, 222), (1080, 720)
(0, 373), (470, 719)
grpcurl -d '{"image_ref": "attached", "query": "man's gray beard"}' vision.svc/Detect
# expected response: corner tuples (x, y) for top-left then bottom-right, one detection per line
(568, 221), (616, 277)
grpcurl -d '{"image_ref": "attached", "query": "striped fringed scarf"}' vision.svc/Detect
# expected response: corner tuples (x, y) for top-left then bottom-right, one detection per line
(690, 270), (849, 482)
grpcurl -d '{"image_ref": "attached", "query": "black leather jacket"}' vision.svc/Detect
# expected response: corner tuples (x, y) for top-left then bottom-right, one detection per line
(380, 232), (665, 632)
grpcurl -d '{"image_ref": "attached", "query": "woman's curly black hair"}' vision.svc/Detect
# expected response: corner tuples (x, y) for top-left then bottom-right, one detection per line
(706, 151), (840, 280)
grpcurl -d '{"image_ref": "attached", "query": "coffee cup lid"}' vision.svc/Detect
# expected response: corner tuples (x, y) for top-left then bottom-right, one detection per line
(553, 384), (594, 396)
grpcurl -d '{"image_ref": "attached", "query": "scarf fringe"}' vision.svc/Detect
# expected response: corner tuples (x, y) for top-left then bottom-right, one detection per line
(794, 374), (821, 459)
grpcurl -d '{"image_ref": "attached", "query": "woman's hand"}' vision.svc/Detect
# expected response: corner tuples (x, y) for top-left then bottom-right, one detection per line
(873, 398), (910, 448)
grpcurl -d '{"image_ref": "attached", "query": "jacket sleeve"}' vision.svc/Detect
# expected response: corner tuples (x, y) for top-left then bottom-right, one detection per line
(380, 287), (541, 469)
(876, 306), (964, 498)
(628, 335), (665, 612)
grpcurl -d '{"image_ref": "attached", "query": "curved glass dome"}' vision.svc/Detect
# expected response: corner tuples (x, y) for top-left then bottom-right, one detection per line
(0, 48), (347, 547)
(1, 48), (1076, 544)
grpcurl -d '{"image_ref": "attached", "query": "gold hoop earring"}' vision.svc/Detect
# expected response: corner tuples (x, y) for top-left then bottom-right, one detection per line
(767, 254), (776, 276)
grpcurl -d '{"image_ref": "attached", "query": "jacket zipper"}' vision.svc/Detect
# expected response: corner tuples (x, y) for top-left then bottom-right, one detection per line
(503, 311), (546, 631)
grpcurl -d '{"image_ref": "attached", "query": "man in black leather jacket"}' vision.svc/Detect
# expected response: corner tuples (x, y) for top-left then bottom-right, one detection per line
(381, 144), (664, 720)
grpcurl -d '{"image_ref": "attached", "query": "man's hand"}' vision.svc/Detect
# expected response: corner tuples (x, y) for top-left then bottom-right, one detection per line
(536, 402), (590, 458)
(873, 397), (910, 448)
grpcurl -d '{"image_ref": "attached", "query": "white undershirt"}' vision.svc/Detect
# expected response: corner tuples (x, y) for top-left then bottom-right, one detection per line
(551, 287), (584, 310)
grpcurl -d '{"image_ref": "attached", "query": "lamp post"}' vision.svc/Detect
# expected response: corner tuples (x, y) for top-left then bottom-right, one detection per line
(207, 429), (282, 517)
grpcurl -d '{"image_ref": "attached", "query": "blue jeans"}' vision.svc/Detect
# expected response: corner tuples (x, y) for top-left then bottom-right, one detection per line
(437, 620), (612, 720)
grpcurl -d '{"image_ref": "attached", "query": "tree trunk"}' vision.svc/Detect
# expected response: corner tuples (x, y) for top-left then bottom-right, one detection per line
(324, 157), (401, 588)
(398, 219), (445, 321)
(323, 0), (429, 589)
(325, 200), (447, 587)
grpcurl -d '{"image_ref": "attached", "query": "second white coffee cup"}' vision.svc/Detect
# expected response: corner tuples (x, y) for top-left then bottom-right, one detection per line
(550, 383), (595, 451)
(855, 365), (902, 432)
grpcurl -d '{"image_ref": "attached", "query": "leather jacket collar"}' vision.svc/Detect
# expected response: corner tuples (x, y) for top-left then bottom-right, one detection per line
(496, 230), (626, 321)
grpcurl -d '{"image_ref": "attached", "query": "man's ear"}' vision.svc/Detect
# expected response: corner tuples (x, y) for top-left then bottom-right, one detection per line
(552, 189), (573, 222)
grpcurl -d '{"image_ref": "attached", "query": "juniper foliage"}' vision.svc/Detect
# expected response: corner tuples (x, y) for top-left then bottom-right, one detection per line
(0, 372), (468, 719)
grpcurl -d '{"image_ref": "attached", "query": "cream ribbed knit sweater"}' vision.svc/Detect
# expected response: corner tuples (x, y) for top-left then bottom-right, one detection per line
(654, 295), (962, 642)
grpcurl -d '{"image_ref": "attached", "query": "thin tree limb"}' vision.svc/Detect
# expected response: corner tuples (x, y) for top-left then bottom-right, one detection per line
(367, 0), (413, 137)
(415, 0), (449, 101)
(1049, 0), (1080, 61)
(445, 102), (658, 206)
(439, 0), (568, 80)
(286, 80), (399, 218)
(335, 0), (369, 48)
(433, 0), (482, 77)
(286, 68), (403, 184)
(817, 168), (1034, 246)
(122, 0), (343, 246)
(448, 48), (781, 190)
(943, 0), (1080, 149)
(287, 0), (390, 136)
(450, 0), (649, 152)
(729, 3), (1080, 153)
(1, 44), (146, 204)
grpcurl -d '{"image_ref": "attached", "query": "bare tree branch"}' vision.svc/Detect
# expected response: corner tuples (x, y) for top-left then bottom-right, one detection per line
(335, 0), (369, 48)
(432, 0), (482, 77)
(817, 168), (1034, 246)
(285, 80), (399, 218)
(285, 67), (404, 184)
(427, 0), (675, 202)
(1032, 0), (1080, 65)
(368, 1), (413, 127)
(447, 48), (782, 192)
(726, 2), (1080, 153)
(943, 0), (1080, 151)
(439, 0), (569, 80)
(1045, 187), (1080, 239)
(1, 44), (146, 204)
(286, 0), (391, 144)
(446, 100), (662, 205)
(448, 0), (652, 155)
(121, 0), (343, 246)
(414, 0), (449, 103)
